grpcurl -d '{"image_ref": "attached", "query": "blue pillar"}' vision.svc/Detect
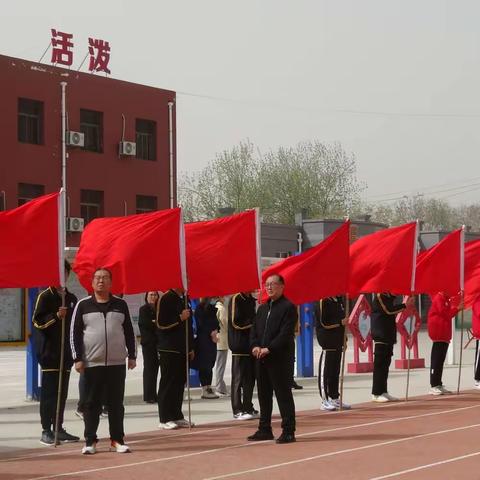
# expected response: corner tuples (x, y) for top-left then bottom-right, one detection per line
(189, 298), (200, 388)
(296, 302), (314, 377)
(26, 287), (41, 401)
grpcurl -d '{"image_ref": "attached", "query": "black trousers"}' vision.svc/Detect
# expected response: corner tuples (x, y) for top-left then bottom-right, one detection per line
(142, 343), (159, 401)
(318, 349), (342, 401)
(231, 355), (255, 415)
(199, 369), (213, 386)
(158, 351), (186, 423)
(83, 365), (126, 444)
(475, 341), (480, 381)
(256, 357), (296, 434)
(372, 342), (394, 396)
(78, 373), (107, 412)
(40, 370), (70, 431)
(430, 341), (449, 387)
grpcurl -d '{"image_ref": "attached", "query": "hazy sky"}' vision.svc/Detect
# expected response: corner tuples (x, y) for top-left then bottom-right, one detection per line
(3, 0), (480, 206)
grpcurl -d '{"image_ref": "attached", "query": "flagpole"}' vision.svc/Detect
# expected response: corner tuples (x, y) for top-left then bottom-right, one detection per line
(184, 294), (192, 429)
(406, 220), (419, 402)
(457, 226), (466, 395)
(339, 294), (350, 410)
(54, 189), (66, 447)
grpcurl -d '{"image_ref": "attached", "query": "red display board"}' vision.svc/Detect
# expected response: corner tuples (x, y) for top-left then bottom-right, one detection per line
(347, 294), (374, 373)
(395, 299), (425, 369)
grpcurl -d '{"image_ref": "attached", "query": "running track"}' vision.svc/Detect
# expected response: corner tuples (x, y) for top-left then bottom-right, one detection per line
(1, 392), (480, 480)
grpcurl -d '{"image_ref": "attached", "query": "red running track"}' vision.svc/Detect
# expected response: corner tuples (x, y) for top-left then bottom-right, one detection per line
(1, 392), (480, 480)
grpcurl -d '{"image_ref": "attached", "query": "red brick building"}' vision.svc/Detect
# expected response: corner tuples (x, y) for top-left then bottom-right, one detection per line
(0, 54), (177, 247)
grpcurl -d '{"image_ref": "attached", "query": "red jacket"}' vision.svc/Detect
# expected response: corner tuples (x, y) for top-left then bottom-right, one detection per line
(427, 293), (460, 342)
(472, 296), (480, 339)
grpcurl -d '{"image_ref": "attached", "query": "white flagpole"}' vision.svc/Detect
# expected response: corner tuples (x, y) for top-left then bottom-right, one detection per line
(54, 188), (66, 447)
(457, 225), (466, 394)
(254, 208), (262, 289)
(405, 220), (419, 401)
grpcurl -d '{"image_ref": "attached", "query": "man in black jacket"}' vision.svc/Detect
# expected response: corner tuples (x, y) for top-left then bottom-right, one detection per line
(314, 296), (349, 411)
(248, 274), (297, 444)
(33, 260), (79, 446)
(228, 292), (258, 420)
(156, 288), (194, 430)
(371, 292), (414, 402)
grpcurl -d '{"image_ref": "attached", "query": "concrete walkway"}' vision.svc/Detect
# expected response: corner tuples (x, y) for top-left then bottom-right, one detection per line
(0, 329), (478, 455)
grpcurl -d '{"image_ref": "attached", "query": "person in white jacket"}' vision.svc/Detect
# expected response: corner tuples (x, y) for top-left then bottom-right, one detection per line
(214, 297), (229, 396)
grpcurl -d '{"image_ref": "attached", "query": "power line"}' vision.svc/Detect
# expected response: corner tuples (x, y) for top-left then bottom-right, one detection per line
(176, 91), (480, 119)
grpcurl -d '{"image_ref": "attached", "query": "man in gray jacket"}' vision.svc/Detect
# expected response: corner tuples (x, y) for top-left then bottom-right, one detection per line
(70, 268), (136, 455)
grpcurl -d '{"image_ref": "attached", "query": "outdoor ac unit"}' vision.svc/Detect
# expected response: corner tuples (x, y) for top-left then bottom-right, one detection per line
(119, 141), (136, 156)
(66, 131), (85, 147)
(66, 217), (85, 232)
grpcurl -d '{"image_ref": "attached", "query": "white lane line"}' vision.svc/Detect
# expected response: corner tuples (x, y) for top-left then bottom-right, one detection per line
(202, 423), (480, 480)
(19, 405), (480, 480)
(369, 451), (480, 479)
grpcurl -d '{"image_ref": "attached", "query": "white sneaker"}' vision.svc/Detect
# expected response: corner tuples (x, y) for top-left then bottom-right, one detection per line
(475, 381), (480, 390)
(429, 386), (443, 396)
(175, 418), (195, 428)
(240, 412), (254, 420)
(158, 421), (178, 430)
(330, 398), (351, 410)
(439, 385), (452, 395)
(81, 443), (97, 455)
(383, 392), (399, 402)
(321, 400), (336, 411)
(110, 441), (131, 453)
(233, 413), (244, 420)
(201, 387), (219, 399)
(217, 391), (230, 397)
(372, 394), (389, 403)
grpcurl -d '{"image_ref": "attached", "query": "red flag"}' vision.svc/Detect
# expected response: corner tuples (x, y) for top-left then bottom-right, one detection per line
(464, 239), (480, 309)
(260, 221), (350, 305)
(0, 192), (62, 288)
(74, 208), (186, 294)
(185, 210), (260, 298)
(414, 228), (463, 296)
(349, 222), (418, 296)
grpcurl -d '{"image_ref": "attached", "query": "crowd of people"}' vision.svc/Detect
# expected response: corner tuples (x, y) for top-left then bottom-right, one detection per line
(32, 262), (480, 455)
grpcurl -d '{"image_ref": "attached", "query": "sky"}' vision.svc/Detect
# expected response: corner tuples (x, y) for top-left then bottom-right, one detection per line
(3, 0), (480, 206)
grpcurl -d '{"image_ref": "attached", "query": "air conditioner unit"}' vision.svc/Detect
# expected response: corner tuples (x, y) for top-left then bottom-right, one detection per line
(66, 217), (85, 232)
(66, 131), (85, 147)
(119, 141), (136, 156)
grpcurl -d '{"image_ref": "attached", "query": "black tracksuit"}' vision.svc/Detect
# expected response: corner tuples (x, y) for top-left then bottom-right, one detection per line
(33, 287), (77, 432)
(139, 303), (159, 402)
(156, 289), (194, 424)
(250, 295), (297, 434)
(70, 295), (136, 444)
(228, 293), (257, 415)
(314, 297), (345, 401)
(371, 293), (405, 396)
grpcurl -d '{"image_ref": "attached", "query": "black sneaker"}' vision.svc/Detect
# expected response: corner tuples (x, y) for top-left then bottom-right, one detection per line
(40, 430), (56, 446)
(247, 430), (274, 441)
(276, 432), (296, 444)
(57, 429), (80, 443)
(292, 381), (303, 390)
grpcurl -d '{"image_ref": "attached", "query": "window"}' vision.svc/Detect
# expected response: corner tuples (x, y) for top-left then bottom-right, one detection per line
(136, 195), (157, 214)
(17, 183), (45, 206)
(80, 189), (104, 224)
(80, 109), (103, 152)
(135, 119), (156, 160)
(18, 98), (43, 144)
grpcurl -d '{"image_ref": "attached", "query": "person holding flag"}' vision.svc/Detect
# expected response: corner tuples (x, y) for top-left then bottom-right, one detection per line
(371, 293), (415, 402)
(314, 296), (350, 411)
(472, 295), (480, 389)
(427, 292), (461, 395)
(156, 288), (194, 430)
(33, 260), (79, 446)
